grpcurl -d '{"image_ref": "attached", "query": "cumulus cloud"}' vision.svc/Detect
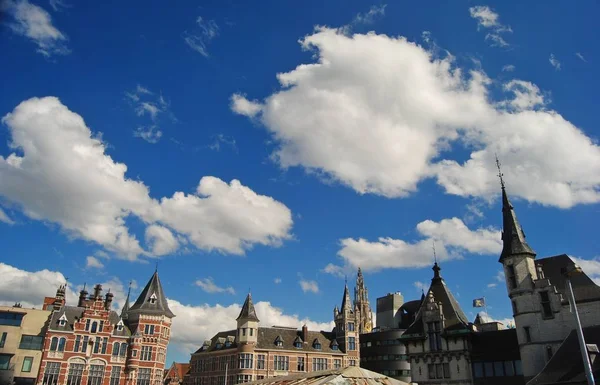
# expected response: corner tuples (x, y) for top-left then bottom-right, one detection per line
(0, 207), (15, 224)
(195, 277), (235, 295)
(500, 80), (546, 112)
(549, 53), (561, 70)
(183, 16), (219, 57)
(86, 256), (104, 269)
(0, 97), (294, 261)
(487, 270), (505, 288)
(299, 280), (319, 294)
(327, 217), (500, 272)
(469, 5), (512, 48)
(231, 28), (600, 208)
(145, 224), (179, 256)
(571, 256), (600, 286)
(3, 0), (70, 57)
(230, 94), (262, 118)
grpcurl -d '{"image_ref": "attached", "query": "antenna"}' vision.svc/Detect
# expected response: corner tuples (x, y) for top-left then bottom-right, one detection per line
(495, 153), (505, 189)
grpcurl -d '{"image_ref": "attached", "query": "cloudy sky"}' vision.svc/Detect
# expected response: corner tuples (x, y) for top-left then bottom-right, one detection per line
(1, 0), (599, 364)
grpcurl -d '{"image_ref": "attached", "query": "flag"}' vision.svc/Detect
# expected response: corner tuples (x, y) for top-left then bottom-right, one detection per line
(473, 298), (485, 308)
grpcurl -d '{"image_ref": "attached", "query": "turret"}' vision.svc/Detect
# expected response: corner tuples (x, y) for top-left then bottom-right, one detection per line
(93, 284), (103, 300)
(53, 285), (66, 310)
(236, 293), (259, 344)
(78, 285), (88, 307)
(104, 291), (114, 310)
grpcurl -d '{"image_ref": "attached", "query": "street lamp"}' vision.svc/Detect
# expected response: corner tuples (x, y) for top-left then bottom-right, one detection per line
(562, 263), (596, 385)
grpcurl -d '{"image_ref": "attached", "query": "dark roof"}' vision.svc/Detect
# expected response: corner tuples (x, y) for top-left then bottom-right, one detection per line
(237, 293), (259, 322)
(398, 299), (422, 329)
(47, 306), (131, 336)
(341, 284), (351, 310)
(121, 286), (131, 319)
(128, 271), (175, 318)
(527, 325), (600, 385)
(194, 327), (342, 355)
(537, 254), (600, 304)
(470, 328), (521, 362)
(403, 263), (470, 336)
(499, 187), (536, 262)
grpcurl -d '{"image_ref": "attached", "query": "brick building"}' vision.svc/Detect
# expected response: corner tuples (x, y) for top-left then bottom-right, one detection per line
(37, 271), (175, 385)
(189, 285), (360, 385)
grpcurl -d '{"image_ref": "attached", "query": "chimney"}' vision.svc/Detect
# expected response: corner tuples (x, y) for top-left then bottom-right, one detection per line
(93, 284), (103, 300)
(78, 286), (89, 307)
(104, 291), (114, 310)
(53, 285), (66, 310)
(302, 324), (308, 343)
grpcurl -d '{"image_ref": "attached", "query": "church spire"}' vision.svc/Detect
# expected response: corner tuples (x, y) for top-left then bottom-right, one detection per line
(128, 270), (175, 318)
(496, 157), (536, 262)
(341, 282), (351, 311)
(237, 293), (259, 322)
(121, 281), (132, 319)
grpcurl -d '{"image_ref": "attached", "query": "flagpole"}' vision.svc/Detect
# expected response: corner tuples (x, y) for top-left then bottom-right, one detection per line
(483, 296), (488, 319)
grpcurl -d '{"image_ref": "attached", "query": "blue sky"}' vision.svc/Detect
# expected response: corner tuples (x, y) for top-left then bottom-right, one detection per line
(1, 0), (600, 363)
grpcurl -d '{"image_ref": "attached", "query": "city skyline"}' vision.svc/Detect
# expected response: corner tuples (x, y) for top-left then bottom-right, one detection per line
(1, 0), (600, 365)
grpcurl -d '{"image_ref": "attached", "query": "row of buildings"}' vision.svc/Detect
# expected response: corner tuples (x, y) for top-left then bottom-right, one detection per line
(0, 271), (175, 385)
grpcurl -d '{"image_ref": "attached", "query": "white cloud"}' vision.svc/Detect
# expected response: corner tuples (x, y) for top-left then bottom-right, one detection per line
(0, 97), (294, 261)
(195, 277), (235, 295)
(549, 53), (561, 70)
(0, 207), (15, 224)
(231, 28), (600, 208)
(183, 16), (219, 57)
(414, 281), (428, 292)
(168, 299), (334, 354)
(208, 134), (237, 152)
(571, 256), (600, 286)
(327, 217), (500, 272)
(502, 64), (515, 72)
(85, 256), (104, 269)
(126, 85), (172, 143)
(352, 4), (387, 25)
(48, 0), (70, 11)
(575, 52), (587, 63)
(3, 0), (70, 57)
(133, 126), (163, 144)
(469, 6), (512, 47)
(500, 80), (546, 111)
(487, 270), (505, 288)
(299, 280), (319, 294)
(322, 263), (347, 278)
(145, 224), (179, 256)
(230, 93), (262, 118)
(274, 278), (282, 284)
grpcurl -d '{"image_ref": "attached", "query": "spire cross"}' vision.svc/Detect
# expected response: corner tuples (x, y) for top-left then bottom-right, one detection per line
(495, 154), (505, 189)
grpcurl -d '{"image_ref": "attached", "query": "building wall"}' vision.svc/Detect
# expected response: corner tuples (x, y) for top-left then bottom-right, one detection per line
(0, 306), (51, 385)
(359, 329), (410, 383)
(375, 294), (403, 330)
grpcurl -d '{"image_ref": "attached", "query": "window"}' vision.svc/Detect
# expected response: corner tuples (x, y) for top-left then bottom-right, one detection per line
(504, 361), (515, 376)
(225, 341), (231, 348)
(66, 363), (85, 385)
(21, 357), (33, 372)
(87, 365), (105, 385)
(484, 362), (494, 377)
(273, 356), (289, 371)
(511, 300), (518, 315)
(0, 312), (24, 326)
(19, 335), (44, 350)
(99, 321), (104, 332)
(313, 340), (321, 350)
(297, 357), (305, 371)
(349, 360), (356, 366)
(333, 359), (341, 369)
(250, 329), (253, 336)
(294, 341), (302, 348)
(348, 337), (356, 350)
(0, 333), (5, 348)
(93, 338), (101, 354)
(119, 342), (127, 357)
(507, 265), (517, 289)
(101, 338), (108, 354)
(428, 364), (435, 379)
(312, 358), (327, 371)
(238, 354), (253, 369)
(514, 360), (523, 375)
(524, 327), (531, 343)
(144, 325), (155, 335)
(85, 319), (90, 331)
(141, 346), (153, 361)
(50, 337), (58, 351)
(235, 375), (252, 384)
(112, 342), (120, 356)
(74, 336), (81, 352)
(443, 363), (450, 378)
(494, 362), (504, 376)
(473, 363), (484, 378)
(149, 293), (157, 304)
(91, 321), (98, 333)
(546, 346), (553, 360)
(43, 362), (61, 385)
(82, 336), (89, 353)
(331, 344), (338, 351)
(275, 340), (283, 347)
(427, 322), (442, 351)
(428, 364), (450, 379)
(540, 292), (553, 318)
(0, 355), (11, 370)
(366, 341), (372, 347)
(257, 355), (265, 369)
(137, 368), (151, 385)
(256, 376), (265, 380)
(110, 366), (121, 385)
(58, 337), (66, 352)
(347, 322), (355, 331)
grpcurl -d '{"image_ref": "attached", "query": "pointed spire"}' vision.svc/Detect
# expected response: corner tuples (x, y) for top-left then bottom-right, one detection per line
(432, 262), (442, 282)
(121, 281), (132, 319)
(128, 271), (175, 318)
(341, 282), (351, 310)
(496, 157), (536, 262)
(237, 293), (260, 322)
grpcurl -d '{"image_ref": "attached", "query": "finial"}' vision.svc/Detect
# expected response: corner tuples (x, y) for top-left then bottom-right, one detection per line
(432, 241), (437, 264)
(82, 283), (86, 291)
(345, 275), (348, 286)
(155, 262), (158, 272)
(495, 153), (505, 190)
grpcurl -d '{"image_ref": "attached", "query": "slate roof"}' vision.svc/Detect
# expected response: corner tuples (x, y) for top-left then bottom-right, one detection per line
(499, 187), (536, 262)
(244, 366), (410, 385)
(537, 254), (600, 304)
(398, 299), (422, 329)
(527, 325), (600, 385)
(340, 284), (351, 311)
(193, 327), (342, 355)
(403, 263), (470, 336)
(47, 306), (131, 336)
(128, 271), (175, 318)
(237, 293), (259, 322)
(470, 328), (521, 362)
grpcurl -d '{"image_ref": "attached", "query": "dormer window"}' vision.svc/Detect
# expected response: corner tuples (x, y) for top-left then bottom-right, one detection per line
(331, 340), (339, 351)
(294, 342), (302, 348)
(58, 314), (67, 326)
(225, 341), (231, 348)
(149, 293), (157, 304)
(215, 343), (223, 349)
(116, 320), (124, 331)
(312, 339), (321, 350)
(274, 335), (284, 347)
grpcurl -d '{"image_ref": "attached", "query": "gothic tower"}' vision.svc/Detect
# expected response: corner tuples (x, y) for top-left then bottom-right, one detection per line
(354, 268), (373, 333)
(334, 282), (360, 366)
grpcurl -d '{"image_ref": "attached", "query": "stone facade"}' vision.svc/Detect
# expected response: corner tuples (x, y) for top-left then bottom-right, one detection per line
(0, 305), (51, 385)
(353, 269), (373, 334)
(36, 272), (174, 385)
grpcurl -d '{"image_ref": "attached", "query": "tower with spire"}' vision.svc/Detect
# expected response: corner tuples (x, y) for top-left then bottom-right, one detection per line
(334, 279), (360, 366)
(236, 293), (259, 345)
(354, 268), (373, 334)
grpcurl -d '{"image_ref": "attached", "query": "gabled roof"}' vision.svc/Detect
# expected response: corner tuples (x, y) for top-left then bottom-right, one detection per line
(237, 293), (259, 322)
(244, 366), (410, 385)
(128, 271), (175, 318)
(403, 263), (470, 336)
(47, 306), (131, 335)
(499, 186), (536, 262)
(164, 362), (190, 381)
(537, 254), (600, 304)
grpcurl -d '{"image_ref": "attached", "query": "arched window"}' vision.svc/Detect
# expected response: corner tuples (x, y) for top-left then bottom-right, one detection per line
(112, 342), (120, 356)
(50, 337), (58, 351)
(91, 322), (98, 333)
(119, 343), (127, 357)
(58, 337), (66, 352)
